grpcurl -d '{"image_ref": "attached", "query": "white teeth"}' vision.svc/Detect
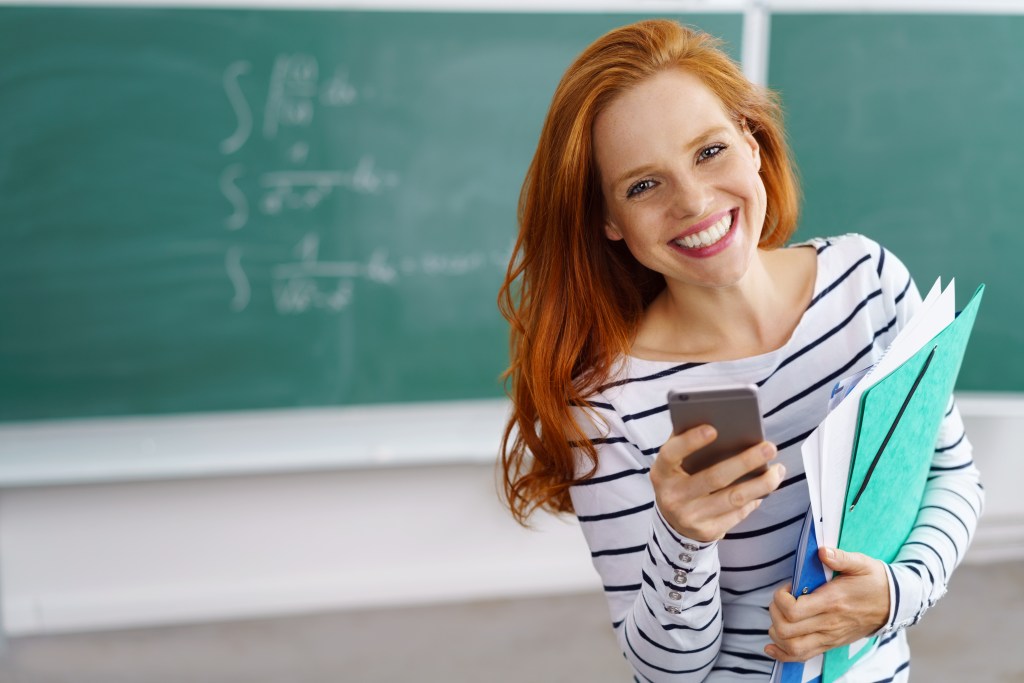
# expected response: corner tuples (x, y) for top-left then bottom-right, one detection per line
(674, 213), (733, 250)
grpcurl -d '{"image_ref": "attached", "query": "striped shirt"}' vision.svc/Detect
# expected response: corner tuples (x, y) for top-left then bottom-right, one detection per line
(568, 234), (984, 682)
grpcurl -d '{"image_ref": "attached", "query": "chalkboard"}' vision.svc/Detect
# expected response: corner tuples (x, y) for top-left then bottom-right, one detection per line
(770, 14), (1024, 392)
(0, 8), (743, 421)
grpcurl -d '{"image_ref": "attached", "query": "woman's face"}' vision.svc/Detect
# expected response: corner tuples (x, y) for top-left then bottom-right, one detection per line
(593, 68), (767, 292)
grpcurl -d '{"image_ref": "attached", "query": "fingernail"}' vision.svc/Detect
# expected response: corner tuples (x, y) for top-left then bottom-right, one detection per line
(761, 442), (776, 458)
(701, 425), (715, 439)
(776, 464), (786, 479)
(825, 548), (836, 560)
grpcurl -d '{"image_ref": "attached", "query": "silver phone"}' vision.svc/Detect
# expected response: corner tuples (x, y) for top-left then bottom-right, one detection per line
(667, 384), (768, 481)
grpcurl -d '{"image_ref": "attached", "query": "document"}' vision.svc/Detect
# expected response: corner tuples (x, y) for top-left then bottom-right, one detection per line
(773, 280), (984, 683)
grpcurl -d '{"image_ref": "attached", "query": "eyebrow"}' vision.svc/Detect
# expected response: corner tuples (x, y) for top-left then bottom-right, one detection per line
(612, 125), (733, 188)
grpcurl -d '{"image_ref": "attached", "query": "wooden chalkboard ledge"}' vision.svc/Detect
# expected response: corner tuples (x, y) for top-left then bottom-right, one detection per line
(0, 399), (509, 488)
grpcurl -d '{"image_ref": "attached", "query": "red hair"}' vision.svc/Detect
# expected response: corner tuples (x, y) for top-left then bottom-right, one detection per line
(498, 19), (800, 525)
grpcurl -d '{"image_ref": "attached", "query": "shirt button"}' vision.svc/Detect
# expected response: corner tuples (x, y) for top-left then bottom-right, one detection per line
(669, 591), (683, 600)
(678, 553), (693, 563)
(664, 604), (681, 615)
(674, 573), (688, 586)
(681, 543), (699, 552)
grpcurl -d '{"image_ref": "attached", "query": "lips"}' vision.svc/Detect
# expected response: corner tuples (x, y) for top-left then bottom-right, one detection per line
(671, 208), (737, 251)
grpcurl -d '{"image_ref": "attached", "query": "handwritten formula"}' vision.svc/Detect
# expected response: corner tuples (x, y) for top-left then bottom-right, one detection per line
(217, 54), (506, 314)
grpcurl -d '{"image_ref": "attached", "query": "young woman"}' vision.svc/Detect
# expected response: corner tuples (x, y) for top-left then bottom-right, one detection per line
(498, 19), (982, 682)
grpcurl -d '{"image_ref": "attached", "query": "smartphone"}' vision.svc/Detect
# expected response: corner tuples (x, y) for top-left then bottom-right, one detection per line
(667, 384), (768, 483)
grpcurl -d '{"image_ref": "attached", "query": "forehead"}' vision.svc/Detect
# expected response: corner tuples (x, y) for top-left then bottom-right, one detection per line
(593, 69), (733, 176)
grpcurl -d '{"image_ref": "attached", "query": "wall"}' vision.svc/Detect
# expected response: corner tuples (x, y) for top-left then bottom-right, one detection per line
(1, 395), (1022, 636)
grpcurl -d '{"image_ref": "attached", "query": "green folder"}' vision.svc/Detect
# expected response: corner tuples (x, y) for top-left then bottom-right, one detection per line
(822, 284), (984, 683)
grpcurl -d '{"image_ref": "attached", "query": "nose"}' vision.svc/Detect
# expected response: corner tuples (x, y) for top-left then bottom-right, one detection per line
(668, 176), (712, 220)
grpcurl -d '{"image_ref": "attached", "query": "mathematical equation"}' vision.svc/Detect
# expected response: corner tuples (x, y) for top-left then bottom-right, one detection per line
(220, 53), (467, 314)
(226, 234), (511, 314)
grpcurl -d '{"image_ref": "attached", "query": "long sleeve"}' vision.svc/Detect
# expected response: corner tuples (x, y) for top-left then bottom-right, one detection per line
(569, 406), (724, 682)
(880, 397), (984, 635)
(872, 238), (985, 635)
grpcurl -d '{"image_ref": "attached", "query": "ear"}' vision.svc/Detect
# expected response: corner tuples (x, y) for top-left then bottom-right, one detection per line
(604, 219), (624, 241)
(740, 120), (762, 172)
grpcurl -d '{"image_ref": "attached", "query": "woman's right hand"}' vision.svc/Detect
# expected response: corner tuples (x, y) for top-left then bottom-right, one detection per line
(651, 424), (785, 543)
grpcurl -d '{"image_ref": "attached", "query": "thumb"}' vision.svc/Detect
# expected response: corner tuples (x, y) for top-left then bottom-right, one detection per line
(819, 546), (872, 575)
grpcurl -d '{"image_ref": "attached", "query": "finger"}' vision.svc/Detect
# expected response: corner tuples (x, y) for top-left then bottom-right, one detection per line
(769, 585), (842, 646)
(765, 631), (830, 663)
(765, 641), (809, 663)
(772, 581), (835, 625)
(696, 441), (778, 494)
(771, 583), (823, 624)
(764, 643), (791, 662)
(818, 546), (876, 576)
(654, 424), (717, 476)
(770, 603), (836, 643)
(769, 591), (809, 642)
(699, 461), (786, 520)
(770, 585), (798, 620)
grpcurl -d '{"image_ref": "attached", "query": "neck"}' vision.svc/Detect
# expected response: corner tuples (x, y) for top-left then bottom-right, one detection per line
(635, 249), (800, 362)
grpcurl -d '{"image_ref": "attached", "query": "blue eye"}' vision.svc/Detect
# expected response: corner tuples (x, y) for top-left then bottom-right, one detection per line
(698, 144), (727, 162)
(626, 179), (656, 198)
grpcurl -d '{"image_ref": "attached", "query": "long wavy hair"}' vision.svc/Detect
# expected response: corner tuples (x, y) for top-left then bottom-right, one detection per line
(497, 19), (801, 525)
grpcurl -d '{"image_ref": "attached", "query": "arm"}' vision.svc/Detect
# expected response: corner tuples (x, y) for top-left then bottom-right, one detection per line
(765, 399), (982, 661)
(881, 398), (984, 634)
(766, 239), (983, 660)
(570, 408), (784, 681)
(873, 242), (985, 635)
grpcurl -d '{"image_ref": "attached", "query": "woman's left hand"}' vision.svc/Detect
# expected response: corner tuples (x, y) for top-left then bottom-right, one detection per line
(765, 547), (891, 662)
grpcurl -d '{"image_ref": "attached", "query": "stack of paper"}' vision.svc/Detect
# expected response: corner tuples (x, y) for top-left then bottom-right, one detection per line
(771, 279), (984, 683)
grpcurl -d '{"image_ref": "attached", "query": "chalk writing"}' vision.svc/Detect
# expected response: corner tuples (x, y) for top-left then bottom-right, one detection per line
(269, 234), (385, 313)
(320, 67), (357, 106)
(274, 275), (354, 314)
(218, 54), (502, 315)
(220, 164), (248, 230)
(263, 54), (318, 139)
(259, 157), (399, 215)
(225, 246), (250, 312)
(220, 60), (253, 154)
(228, 233), (509, 314)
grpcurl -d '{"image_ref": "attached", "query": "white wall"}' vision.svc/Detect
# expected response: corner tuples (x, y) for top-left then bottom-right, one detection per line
(0, 461), (597, 636)
(1, 394), (1021, 637)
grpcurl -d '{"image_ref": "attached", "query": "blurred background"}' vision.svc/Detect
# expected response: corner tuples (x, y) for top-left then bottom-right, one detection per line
(1, 0), (1022, 681)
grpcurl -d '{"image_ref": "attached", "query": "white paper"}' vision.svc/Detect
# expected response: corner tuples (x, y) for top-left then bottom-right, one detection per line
(802, 654), (823, 681)
(848, 636), (871, 658)
(820, 278), (955, 551)
(800, 432), (823, 549)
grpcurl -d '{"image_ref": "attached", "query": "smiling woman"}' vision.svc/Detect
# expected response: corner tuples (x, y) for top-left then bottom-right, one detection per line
(498, 19), (983, 683)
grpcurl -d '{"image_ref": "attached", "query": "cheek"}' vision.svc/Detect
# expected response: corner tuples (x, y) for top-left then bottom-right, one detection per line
(608, 205), (653, 243)
(740, 164), (767, 219)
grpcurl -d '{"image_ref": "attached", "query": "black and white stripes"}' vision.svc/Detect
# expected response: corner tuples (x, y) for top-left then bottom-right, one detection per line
(568, 234), (982, 682)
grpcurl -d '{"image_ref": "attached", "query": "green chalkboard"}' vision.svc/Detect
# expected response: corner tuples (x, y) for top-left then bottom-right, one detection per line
(0, 8), (743, 421)
(771, 14), (1024, 392)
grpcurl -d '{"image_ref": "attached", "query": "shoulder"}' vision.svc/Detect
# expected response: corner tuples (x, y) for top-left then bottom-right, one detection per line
(793, 232), (881, 264)
(798, 233), (913, 295)
(574, 359), (650, 432)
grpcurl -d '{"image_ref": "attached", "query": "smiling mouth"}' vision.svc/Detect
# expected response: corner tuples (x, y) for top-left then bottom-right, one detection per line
(672, 211), (734, 250)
